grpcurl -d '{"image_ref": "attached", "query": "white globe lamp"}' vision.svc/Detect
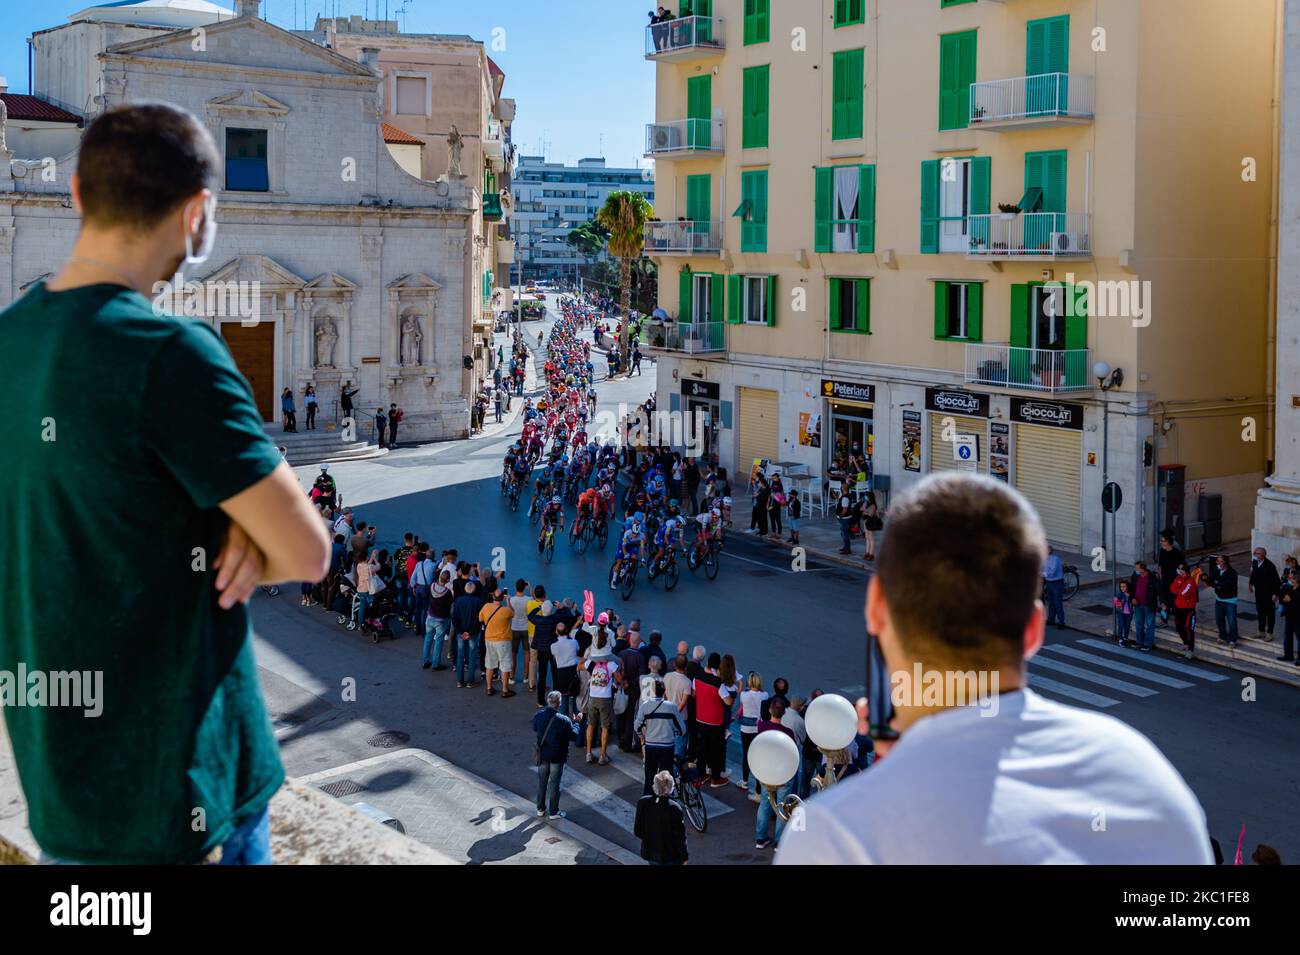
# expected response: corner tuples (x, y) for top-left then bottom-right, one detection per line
(747, 728), (801, 788)
(806, 693), (858, 751)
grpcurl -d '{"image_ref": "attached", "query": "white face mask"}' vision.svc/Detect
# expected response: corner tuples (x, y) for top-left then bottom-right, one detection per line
(183, 194), (218, 266)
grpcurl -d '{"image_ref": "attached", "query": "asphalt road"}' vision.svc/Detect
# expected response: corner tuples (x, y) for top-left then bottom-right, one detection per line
(251, 312), (1300, 865)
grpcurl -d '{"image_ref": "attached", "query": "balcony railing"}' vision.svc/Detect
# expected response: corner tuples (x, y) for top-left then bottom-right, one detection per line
(965, 344), (1092, 394)
(966, 212), (1091, 259)
(483, 192), (504, 221)
(644, 220), (722, 255)
(645, 320), (726, 354)
(645, 16), (725, 61)
(484, 121), (505, 169)
(645, 119), (725, 158)
(970, 73), (1094, 129)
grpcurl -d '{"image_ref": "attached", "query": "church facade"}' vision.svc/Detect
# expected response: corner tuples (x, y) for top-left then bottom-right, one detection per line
(0, 0), (509, 443)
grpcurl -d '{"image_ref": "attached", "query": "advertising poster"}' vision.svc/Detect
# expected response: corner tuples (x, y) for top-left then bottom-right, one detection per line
(799, 412), (822, 448)
(901, 410), (922, 472)
(990, 422), (1011, 483)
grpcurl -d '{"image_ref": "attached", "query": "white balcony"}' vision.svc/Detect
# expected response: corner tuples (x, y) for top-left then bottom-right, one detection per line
(495, 239), (515, 265)
(645, 16), (725, 61)
(970, 74), (1094, 130)
(645, 119), (725, 159)
(484, 121), (505, 171)
(966, 212), (1091, 259)
(644, 220), (722, 256)
(644, 320), (726, 355)
(966, 344), (1092, 394)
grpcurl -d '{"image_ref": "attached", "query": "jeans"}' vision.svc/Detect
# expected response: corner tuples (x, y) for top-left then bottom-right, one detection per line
(1133, 606), (1156, 650)
(423, 616), (450, 666)
(1215, 601), (1239, 645)
(535, 649), (557, 706)
(1044, 579), (1065, 626)
(537, 762), (564, 816)
(837, 518), (854, 552)
(1284, 617), (1299, 659)
(411, 584), (430, 637)
(1116, 612), (1132, 642)
(511, 630), (530, 678)
(354, 592), (371, 627)
(394, 578), (409, 618)
(755, 779), (794, 845)
(456, 633), (481, 683)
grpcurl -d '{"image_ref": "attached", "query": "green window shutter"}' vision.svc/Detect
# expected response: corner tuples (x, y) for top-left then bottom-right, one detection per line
(1026, 18), (1049, 77)
(741, 170), (768, 253)
(832, 53), (848, 139)
(920, 159), (940, 253)
(679, 268), (693, 321)
(934, 281), (950, 339)
(857, 164), (876, 253)
(765, 274), (777, 326)
(829, 277), (843, 328)
(939, 31), (977, 130)
(686, 174), (711, 223)
(966, 283), (983, 341)
(710, 272), (725, 324)
(814, 166), (834, 253)
(743, 67), (770, 148)
(969, 155), (990, 215)
(855, 279), (871, 332)
(1065, 284), (1087, 348)
(727, 274), (743, 323)
(1025, 150), (1066, 212)
(1010, 283), (1031, 347)
(756, 0), (770, 43)
(847, 50), (864, 138)
(834, 0), (849, 26)
(1028, 16), (1070, 75)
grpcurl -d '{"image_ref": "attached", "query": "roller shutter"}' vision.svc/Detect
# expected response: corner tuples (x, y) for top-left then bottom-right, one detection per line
(928, 413), (988, 475)
(737, 386), (779, 478)
(1014, 424), (1082, 550)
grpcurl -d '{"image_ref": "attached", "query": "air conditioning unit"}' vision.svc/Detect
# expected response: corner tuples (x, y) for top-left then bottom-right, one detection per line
(1051, 231), (1086, 254)
(652, 126), (674, 150)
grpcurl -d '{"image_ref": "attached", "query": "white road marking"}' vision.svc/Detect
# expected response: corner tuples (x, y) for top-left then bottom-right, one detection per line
(1041, 644), (1195, 689)
(1076, 639), (1230, 681)
(1027, 674), (1121, 708)
(1028, 656), (1158, 697)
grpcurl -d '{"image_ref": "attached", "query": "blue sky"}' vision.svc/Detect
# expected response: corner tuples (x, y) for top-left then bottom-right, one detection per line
(0, 0), (656, 169)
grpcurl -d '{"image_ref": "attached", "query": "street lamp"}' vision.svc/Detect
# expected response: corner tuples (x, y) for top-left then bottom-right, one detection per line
(747, 693), (860, 824)
(1094, 361), (1124, 637)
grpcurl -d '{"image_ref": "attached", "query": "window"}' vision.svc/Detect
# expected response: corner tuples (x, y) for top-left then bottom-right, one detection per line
(738, 170), (768, 252)
(395, 76), (428, 116)
(1010, 283), (1086, 350)
(829, 278), (870, 333)
(727, 274), (776, 326)
(932, 281), (983, 340)
(744, 0), (770, 44)
(832, 49), (865, 140)
(815, 165), (875, 254)
(742, 65), (770, 148)
(835, 0), (866, 27)
(938, 30), (977, 130)
(1026, 16), (1070, 115)
(679, 270), (724, 324)
(225, 127), (268, 192)
(919, 156), (989, 253)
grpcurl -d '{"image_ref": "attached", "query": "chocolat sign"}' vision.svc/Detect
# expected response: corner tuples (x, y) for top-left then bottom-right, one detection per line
(1011, 397), (1084, 431)
(924, 388), (990, 418)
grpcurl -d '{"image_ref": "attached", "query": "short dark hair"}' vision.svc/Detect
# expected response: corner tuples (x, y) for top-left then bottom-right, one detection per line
(707, 652), (721, 669)
(76, 103), (218, 231)
(876, 473), (1046, 669)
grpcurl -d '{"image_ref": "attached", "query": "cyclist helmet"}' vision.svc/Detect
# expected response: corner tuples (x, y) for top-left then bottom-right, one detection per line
(631, 521), (643, 534)
(711, 507), (722, 519)
(634, 511), (646, 524)
(601, 483), (612, 494)
(551, 496), (562, 505)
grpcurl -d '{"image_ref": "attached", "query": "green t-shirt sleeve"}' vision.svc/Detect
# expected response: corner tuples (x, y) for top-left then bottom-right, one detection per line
(144, 321), (283, 509)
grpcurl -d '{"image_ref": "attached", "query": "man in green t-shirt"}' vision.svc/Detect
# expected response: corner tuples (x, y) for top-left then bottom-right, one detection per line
(0, 103), (331, 864)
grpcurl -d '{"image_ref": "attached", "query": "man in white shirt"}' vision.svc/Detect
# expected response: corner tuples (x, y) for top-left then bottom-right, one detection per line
(776, 473), (1213, 866)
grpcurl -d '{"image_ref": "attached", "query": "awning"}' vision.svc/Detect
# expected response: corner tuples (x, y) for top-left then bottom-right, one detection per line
(732, 199), (753, 220)
(1017, 187), (1044, 213)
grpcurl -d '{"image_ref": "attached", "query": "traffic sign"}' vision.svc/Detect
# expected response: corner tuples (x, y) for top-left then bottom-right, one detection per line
(1102, 482), (1123, 514)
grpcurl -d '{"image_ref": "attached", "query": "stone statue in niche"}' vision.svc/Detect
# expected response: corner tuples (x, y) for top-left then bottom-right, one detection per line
(446, 125), (464, 177)
(400, 312), (423, 366)
(314, 316), (338, 368)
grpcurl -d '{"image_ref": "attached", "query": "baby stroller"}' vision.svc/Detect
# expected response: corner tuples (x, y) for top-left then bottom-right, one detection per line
(335, 573), (398, 643)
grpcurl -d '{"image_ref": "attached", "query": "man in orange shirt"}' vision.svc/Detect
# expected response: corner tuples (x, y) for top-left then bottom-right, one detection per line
(480, 589), (517, 697)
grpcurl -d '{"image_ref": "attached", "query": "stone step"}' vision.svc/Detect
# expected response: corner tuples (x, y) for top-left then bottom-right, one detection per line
(1151, 630), (1300, 688)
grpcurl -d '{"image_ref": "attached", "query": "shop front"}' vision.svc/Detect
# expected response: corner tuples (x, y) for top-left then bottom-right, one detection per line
(1009, 396), (1085, 550)
(681, 378), (721, 462)
(926, 387), (991, 475)
(821, 378), (875, 482)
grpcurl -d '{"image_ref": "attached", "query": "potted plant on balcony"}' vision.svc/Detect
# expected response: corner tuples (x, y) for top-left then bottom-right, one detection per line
(1031, 361), (1063, 390)
(972, 105), (987, 123)
(997, 203), (1021, 221)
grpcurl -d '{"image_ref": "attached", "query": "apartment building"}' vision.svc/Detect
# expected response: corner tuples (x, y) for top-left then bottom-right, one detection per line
(645, 0), (1278, 564)
(299, 15), (517, 386)
(513, 156), (654, 283)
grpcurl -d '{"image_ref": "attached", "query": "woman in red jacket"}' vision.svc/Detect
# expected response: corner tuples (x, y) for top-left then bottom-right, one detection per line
(1171, 562), (1201, 660)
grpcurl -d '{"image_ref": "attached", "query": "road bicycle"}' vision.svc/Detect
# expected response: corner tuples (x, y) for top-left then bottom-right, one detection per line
(540, 523), (558, 564)
(593, 513), (610, 551)
(646, 546), (680, 591)
(611, 555), (640, 600)
(570, 511), (591, 553)
(686, 534), (722, 582)
(672, 753), (707, 834)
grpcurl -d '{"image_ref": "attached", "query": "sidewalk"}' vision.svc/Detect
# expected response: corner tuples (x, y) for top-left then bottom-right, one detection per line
(471, 320), (546, 442)
(748, 507), (1299, 688)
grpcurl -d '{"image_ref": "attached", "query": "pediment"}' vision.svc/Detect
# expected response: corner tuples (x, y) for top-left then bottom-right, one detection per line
(198, 254), (305, 289)
(206, 89), (290, 116)
(303, 272), (359, 292)
(387, 273), (443, 292)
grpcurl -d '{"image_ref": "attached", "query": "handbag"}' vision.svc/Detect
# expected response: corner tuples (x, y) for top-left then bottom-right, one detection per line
(533, 710), (559, 766)
(613, 686), (629, 716)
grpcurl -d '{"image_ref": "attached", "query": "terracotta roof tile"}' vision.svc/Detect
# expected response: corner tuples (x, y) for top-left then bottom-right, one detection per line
(381, 122), (423, 146)
(0, 94), (82, 125)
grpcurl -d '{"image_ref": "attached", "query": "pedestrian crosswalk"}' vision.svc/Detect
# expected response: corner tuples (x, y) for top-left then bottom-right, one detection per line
(1026, 637), (1227, 709)
(532, 751), (738, 834)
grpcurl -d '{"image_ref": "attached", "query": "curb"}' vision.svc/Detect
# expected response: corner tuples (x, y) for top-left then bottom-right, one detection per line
(297, 747), (644, 866)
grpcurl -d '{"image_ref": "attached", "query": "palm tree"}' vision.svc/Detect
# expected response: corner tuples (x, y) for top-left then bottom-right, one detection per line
(595, 190), (654, 372)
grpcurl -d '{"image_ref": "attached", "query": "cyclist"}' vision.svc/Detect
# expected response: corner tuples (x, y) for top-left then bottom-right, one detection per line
(651, 515), (685, 570)
(531, 464), (554, 514)
(610, 519), (647, 589)
(575, 486), (597, 538)
(538, 495), (566, 552)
